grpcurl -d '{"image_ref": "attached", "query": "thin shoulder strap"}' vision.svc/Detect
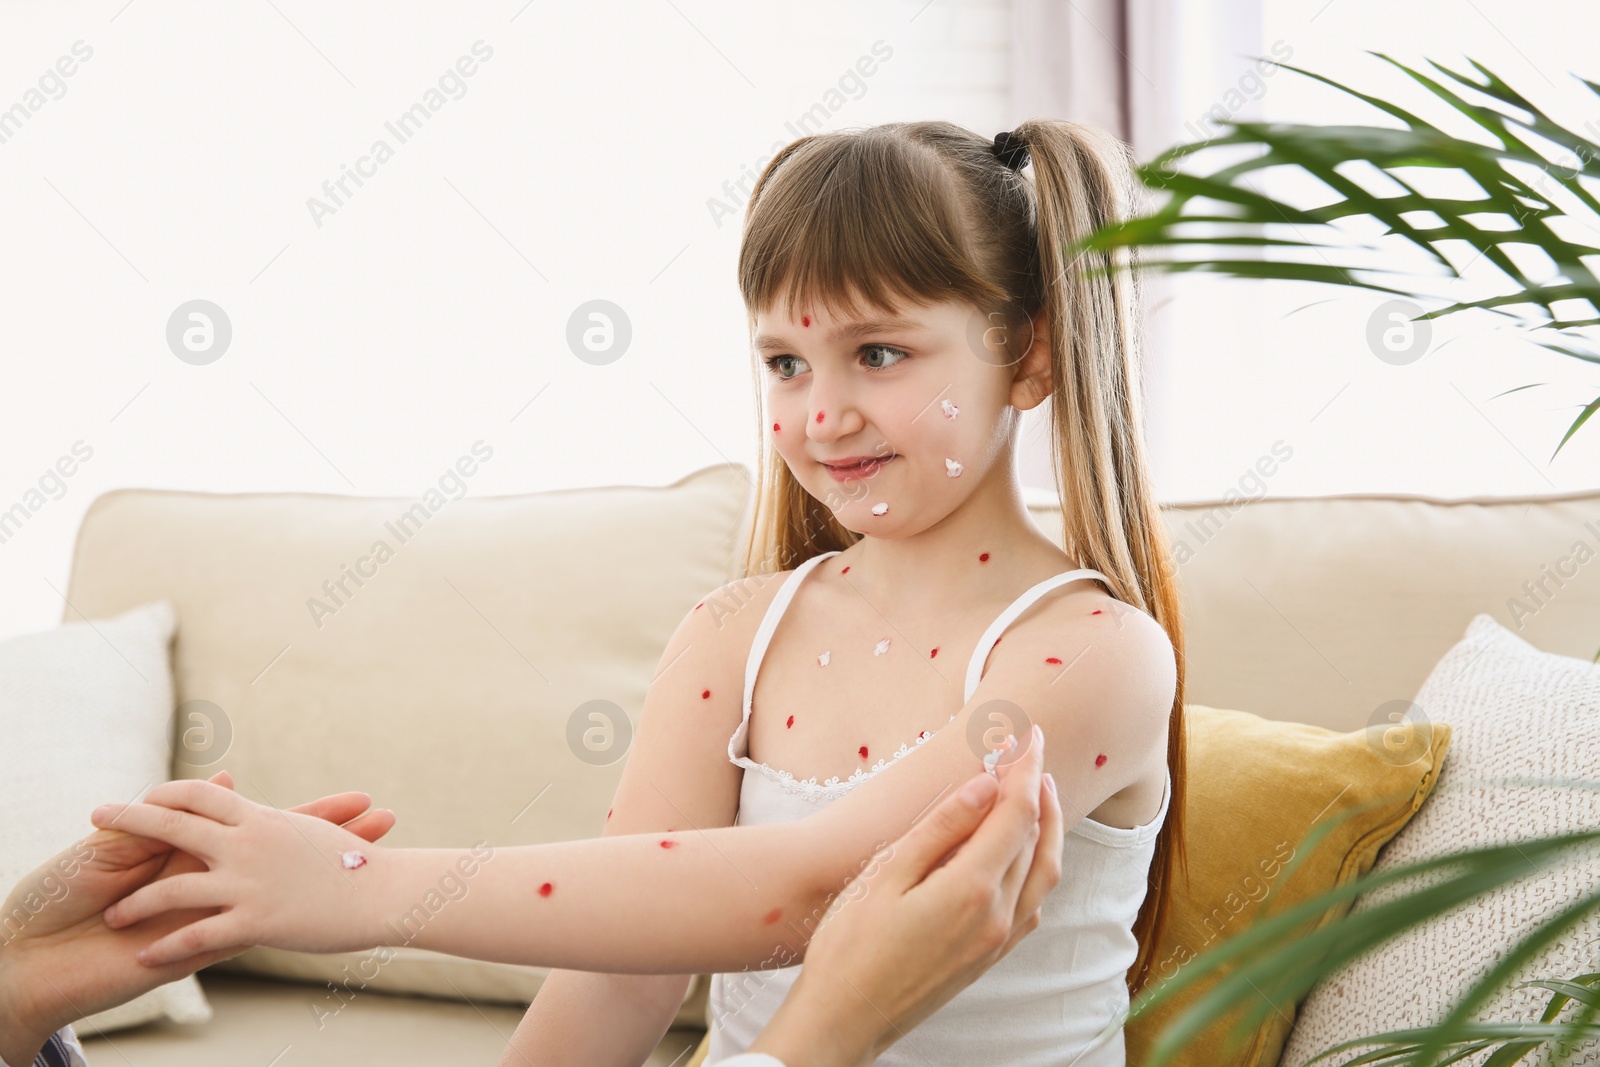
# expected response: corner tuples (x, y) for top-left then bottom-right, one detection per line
(963, 568), (1114, 703)
(739, 550), (842, 724)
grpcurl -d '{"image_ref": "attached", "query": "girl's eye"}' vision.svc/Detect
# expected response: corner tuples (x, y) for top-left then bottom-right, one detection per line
(762, 345), (911, 381)
(763, 354), (809, 381)
(860, 344), (910, 372)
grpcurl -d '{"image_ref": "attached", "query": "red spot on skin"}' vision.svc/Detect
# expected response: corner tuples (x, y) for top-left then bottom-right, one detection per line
(802, 315), (810, 327)
(786, 715), (795, 728)
(659, 839), (677, 849)
(694, 602), (703, 611)
(773, 422), (780, 432)
(816, 411), (824, 423)
(930, 646), (939, 658)
(859, 745), (869, 760)
(1091, 609), (1103, 615)
(1095, 753), (1107, 767)
(1045, 657), (1062, 665)
(919, 730), (928, 740)
(979, 552), (991, 562)
(841, 565), (850, 574)
(994, 636), (1003, 646)
(538, 882), (554, 898)
(606, 808), (613, 820)
(702, 689), (711, 699)
(762, 907), (783, 925)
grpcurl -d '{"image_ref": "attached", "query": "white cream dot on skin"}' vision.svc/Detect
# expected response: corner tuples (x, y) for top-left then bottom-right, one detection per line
(818, 650), (831, 667)
(871, 501), (889, 516)
(945, 457), (964, 477)
(941, 398), (960, 419)
(341, 850), (368, 870)
(873, 637), (891, 656)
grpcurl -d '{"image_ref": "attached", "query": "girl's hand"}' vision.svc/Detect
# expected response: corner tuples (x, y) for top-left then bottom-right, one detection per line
(748, 724), (1063, 1067)
(0, 772), (394, 1065)
(90, 778), (396, 966)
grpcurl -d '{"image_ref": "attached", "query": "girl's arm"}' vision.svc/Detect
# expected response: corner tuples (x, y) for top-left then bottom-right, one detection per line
(96, 594), (1174, 976)
(502, 581), (759, 1067)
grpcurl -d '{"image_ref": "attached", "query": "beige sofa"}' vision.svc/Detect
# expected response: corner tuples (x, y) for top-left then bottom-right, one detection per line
(61, 462), (1600, 1065)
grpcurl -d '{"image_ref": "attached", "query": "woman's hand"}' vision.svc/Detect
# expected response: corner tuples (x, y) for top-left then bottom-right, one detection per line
(88, 777), (399, 965)
(0, 771), (394, 1066)
(746, 724), (1063, 1067)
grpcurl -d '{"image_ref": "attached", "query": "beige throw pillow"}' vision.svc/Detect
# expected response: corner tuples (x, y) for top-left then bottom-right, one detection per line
(1279, 613), (1600, 1066)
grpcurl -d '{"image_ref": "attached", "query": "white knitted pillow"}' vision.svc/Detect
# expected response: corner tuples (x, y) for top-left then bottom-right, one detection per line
(1279, 613), (1600, 1067)
(0, 600), (211, 1036)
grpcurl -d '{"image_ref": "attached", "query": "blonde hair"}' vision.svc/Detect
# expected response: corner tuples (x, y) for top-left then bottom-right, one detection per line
(733, 119), (1188, 999)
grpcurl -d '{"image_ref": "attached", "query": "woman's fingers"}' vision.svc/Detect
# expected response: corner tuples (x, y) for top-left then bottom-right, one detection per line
(877, 771), (999, 893)
(91, 801), (223, 860)
(104, 872), (228, 929)
(138, 779), (252, 825)
(289, 791), (372, 826)
(341, 807), (396, 843)
(951, 725), (1045, 882)
(996, 776), (1065, 960)
(137, 913), (247, 968)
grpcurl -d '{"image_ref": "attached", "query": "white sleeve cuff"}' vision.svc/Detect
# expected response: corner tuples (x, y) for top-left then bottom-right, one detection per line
(709, 1054), (788, 1067)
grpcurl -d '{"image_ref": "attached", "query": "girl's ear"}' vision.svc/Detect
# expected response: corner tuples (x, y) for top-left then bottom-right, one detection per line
(1008, 307), (1054, 411)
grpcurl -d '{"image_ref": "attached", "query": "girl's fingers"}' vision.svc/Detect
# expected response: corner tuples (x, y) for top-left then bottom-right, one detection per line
(137, 913), (247, 969)
(91, 801), (222, 860)
(139, 779), (252, 825)
(341, 807), (396, 843)
(104, 872), (227, 929)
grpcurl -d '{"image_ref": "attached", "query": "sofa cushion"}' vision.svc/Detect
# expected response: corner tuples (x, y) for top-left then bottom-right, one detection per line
(0, 600), (212, 1035)
(1022, 484), (1600, 733)
(60, 461), (751, 1020)
(1278, 614), (1600, 1067)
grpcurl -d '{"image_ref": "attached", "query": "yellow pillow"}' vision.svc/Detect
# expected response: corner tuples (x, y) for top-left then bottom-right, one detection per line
(686, 703), (1450, 1067)
(1126, 703), (1450, 1066)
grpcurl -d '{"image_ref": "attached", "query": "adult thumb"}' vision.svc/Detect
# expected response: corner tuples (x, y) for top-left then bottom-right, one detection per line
(885, 773), (999, 887)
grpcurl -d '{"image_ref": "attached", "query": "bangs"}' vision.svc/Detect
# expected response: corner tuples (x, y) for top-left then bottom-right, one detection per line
(738, 130), (1008, 326)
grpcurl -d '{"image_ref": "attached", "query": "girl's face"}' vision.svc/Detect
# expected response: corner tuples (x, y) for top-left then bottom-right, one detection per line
(755, 294), (1049, 536)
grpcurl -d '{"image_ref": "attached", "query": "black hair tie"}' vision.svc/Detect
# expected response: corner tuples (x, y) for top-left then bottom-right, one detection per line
(992, 130), (1029, 172)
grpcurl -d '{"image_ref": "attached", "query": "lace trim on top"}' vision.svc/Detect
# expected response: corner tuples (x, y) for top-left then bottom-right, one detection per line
(727, 551), (1116, 803)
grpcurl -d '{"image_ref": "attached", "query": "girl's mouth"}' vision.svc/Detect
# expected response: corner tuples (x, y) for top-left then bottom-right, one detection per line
(823, 455), (896, 481)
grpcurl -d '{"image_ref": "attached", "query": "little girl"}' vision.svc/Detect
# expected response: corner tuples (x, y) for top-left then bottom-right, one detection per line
(96, 119), (1186, 1067)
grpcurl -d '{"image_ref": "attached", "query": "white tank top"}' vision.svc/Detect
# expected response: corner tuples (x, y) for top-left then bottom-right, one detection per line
(705, 549), (1171, 1067)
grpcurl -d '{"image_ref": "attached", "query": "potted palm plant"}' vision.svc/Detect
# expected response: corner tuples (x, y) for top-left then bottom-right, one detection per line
(1071, 54), (1600, 1066)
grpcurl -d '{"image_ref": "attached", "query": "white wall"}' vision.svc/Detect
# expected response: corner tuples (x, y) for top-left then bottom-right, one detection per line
(0, 0), (1012, 641)
(1, 0), (1596, 642)
(1143, 0), (1600, 505)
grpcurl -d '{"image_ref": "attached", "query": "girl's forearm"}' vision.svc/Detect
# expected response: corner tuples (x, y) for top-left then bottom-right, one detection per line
(361, 818), (878, 974)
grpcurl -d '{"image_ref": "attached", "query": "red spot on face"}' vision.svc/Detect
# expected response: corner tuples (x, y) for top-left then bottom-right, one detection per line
(1045, 657), (1062, 665)
(762, 907), (783, 925)
(979, 552), (990, 563)
(786, 714), (795, 728)
(1091, 609), (1103, 615)
(659, 839), (677, 849)
(815, 411), (824, 423)
(701, 689), (711, 699)
(841, 565), (850, 574)
(859, 745), (869, 760)
(802, 315), (810, 327)
(538, 882), (554, 898)
(930, 646), (939, 658)
(1095, 753), (1107, 767)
